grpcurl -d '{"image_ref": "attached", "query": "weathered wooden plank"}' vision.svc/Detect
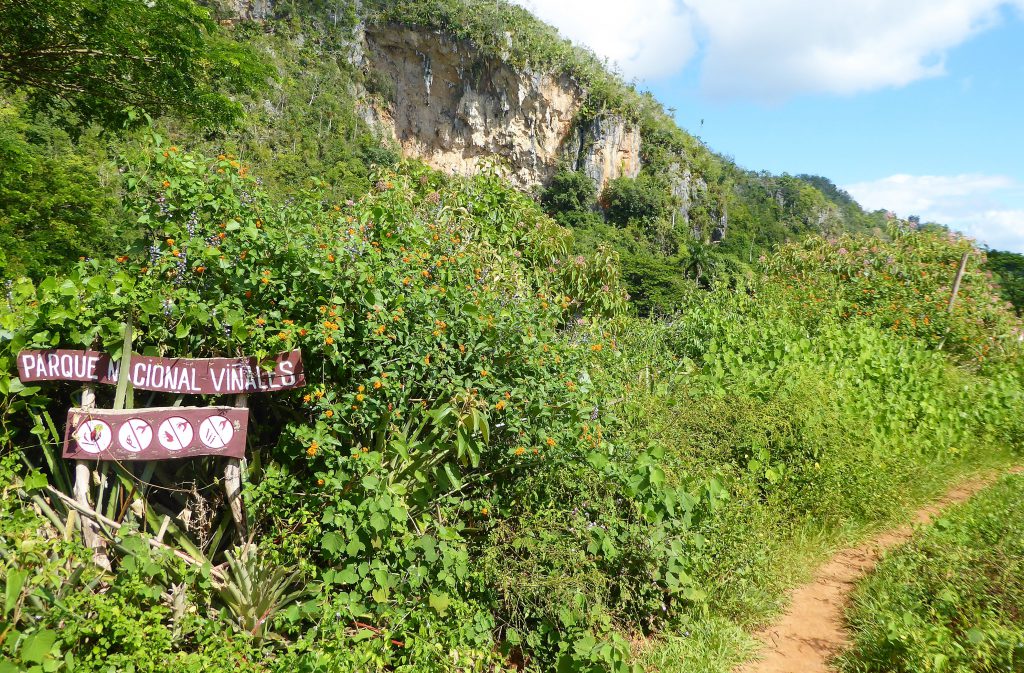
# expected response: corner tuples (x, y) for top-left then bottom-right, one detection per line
(63, 406), (249, 460)
(17, 348), (305, 394)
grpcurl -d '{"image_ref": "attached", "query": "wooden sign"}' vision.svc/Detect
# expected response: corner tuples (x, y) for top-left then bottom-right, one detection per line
(17, 349), (304, 394)
(63, 406), (249, 461)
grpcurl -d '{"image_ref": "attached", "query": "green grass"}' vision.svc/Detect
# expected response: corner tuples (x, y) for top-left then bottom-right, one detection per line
(839, 471), (1024, 673)
(633, 617), (757, 673)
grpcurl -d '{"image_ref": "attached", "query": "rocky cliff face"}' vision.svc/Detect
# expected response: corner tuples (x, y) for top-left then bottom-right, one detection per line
(212, 0), (271, 21)
(360, 25), (641, 191)
(564, 114), (642, 192)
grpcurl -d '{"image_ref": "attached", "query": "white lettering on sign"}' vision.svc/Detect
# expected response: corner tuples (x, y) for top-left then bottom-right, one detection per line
(19, 349), (304, 394)
(279, 360), (296, 387)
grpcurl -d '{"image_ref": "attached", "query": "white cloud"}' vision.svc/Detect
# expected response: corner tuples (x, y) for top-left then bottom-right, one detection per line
(844, 174), (1024, 251)
(690, 0), (1013, 99)
(511, 0), (1023, 97)
(509, 0), (696, 80)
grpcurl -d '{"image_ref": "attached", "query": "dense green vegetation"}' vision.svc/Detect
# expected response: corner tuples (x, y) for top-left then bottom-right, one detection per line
(2, 1), (1023, 672)
(3, 147), (1021, 670)
(841, 473), (1024, 673)
(984, 248), (1024, 315)
(0, 0), (266, 130)
(0, 98), (122, 278)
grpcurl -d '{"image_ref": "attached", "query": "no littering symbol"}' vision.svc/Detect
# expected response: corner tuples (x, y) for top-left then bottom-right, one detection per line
(158, 416), (194, 452)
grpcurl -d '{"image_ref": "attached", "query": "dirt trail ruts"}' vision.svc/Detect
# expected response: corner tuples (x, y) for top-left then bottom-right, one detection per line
(735, 466), (1023, 673)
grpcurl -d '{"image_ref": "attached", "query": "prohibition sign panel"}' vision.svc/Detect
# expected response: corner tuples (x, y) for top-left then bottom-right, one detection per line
(63, 407), (248, 460)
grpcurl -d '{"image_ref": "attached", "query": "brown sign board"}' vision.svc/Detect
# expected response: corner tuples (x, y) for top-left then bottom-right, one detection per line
(17, 349), (304, 395)
(63, 406), (249, 461)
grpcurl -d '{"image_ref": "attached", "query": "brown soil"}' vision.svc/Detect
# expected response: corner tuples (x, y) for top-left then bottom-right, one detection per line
(735, 467), (1023, 673)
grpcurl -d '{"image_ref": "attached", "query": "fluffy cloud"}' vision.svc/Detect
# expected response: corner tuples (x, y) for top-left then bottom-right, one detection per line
(509, 0), (696, 80)
(690, 0), (1015, 98)
(512, 0), (1022, 97)
(844, 174), (1024, 251)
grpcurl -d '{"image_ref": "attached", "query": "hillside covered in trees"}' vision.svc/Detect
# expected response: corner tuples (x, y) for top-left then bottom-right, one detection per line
(2, 1), (1024, 672)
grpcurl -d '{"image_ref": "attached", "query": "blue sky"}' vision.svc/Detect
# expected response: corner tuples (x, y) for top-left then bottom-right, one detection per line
(513, 1), (1024, 251)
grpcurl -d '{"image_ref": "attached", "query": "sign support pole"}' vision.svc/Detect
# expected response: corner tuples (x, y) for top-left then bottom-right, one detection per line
(947, 251), (969, 312)
(224, 393), (249, 542)
(79, 316), (133, 569)
(74, 384), (111, 570)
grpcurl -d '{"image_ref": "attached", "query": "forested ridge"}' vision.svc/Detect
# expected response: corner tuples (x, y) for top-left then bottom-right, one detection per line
(2, 2), (1023, 672)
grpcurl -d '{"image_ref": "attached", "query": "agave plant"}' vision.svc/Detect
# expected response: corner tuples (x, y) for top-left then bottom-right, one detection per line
(215, 544), (306, 640)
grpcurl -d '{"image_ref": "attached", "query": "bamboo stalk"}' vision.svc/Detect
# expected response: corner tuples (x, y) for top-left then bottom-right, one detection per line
(43, 486), (227, 586)
(947, 251), (970, 312)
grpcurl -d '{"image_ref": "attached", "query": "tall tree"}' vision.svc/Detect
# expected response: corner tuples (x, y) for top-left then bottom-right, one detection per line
(0, 0), (267, 129)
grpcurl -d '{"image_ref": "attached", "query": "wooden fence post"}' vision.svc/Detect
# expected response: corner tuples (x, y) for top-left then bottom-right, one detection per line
(224, 392), (249, 542)
(76, 315), (134, 569)
(947, 251), (969, 312)
(73, 384), (110, 569)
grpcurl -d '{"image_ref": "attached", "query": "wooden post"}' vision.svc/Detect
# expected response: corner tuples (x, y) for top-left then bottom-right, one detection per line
(74, 384), (111, 570)
(947, 251), (969, 312)
(224, 393), (249, 542)
(76, 316), (133, 570)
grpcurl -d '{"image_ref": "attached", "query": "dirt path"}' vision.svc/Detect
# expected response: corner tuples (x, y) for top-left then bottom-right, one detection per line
(735, 467), (1022, 673)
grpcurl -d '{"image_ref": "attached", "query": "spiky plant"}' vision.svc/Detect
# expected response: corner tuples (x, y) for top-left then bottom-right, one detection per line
(215, 544), (306, 640)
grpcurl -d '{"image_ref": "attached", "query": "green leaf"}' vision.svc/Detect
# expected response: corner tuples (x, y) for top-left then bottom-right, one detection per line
(321, 532), (344, 555)
(586, 451), (609, 470)
(336, 566), (359, 584)
(22, 471), (47, 491)
(4, 569), (28, 617)
(346, 538), (364, 557)
(428, 592), (451, 615)
(419, 535), (437, 563)
(21, 629), (57, 664)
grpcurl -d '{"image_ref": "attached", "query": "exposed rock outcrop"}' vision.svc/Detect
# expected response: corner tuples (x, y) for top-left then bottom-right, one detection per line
(361, 25), (641, 191)
(565, 114), (642, 192)
(212, 0), (271, 21)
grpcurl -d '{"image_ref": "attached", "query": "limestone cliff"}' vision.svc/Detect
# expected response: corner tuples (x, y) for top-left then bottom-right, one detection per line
(360, 25), (641, 191)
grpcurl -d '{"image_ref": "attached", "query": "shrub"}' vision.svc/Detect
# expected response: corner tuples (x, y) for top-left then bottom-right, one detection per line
(0, 142), (688, 673)
(541, 169), (597, 215)
(601, 175), (669, 228)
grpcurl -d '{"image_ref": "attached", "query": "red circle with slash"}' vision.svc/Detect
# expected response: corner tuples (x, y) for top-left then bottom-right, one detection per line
(158, 416), (194, 452)
(76, 420), (112, 454)
(118, 418), (153, 453)
(199, 415), (234, 449)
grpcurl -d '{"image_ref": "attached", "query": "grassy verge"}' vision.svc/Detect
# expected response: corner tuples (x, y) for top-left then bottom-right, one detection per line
(839, 471), (1024, 673)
